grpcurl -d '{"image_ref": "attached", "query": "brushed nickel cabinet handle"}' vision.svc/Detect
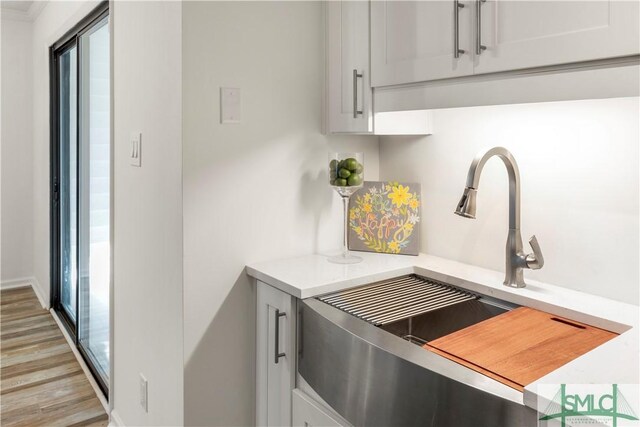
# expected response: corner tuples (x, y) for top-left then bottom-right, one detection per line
(476, 0), (487, 55)
(274, 309), (286, 364)
(353, 69), (363, 119)
(454, 0), (465, 58)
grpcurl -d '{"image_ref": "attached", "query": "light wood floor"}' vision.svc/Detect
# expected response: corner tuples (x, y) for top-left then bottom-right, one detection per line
(0, 287), (108, 427)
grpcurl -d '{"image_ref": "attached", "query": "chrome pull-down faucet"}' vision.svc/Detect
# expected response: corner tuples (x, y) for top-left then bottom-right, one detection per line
(454, 147), (544, 288)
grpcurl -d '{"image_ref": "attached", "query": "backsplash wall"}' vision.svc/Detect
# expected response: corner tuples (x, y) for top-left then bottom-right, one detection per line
(380, 97), (639, 305)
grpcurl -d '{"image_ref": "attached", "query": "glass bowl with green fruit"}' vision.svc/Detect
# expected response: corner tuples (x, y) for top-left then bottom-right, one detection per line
(329, 153), (364, 197)
(328, 152), (364, 264)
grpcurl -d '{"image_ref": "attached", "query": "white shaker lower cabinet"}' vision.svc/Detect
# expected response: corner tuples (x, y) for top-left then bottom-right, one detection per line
(326, 0), (373, 134)
(473, 0), (640, 75)
(256, 281), (296, 426)
(370, 0), (475, 87)
(292, 390), (345, 427)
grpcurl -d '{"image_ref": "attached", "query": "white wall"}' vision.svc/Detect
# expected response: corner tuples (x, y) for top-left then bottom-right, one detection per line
(182, 2), (379, 424)
(31, 0), (101, 304)
(1, 17), (34, 285)
(112, 1), (183, 426)
(380, 97), (639, 304)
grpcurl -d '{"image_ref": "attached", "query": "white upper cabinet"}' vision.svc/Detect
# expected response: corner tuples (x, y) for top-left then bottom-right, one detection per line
(371, 1), (475, 87)
(370, 0), (639, 88)
(327, 1), (373, 133)
(474, 0), (640, 74)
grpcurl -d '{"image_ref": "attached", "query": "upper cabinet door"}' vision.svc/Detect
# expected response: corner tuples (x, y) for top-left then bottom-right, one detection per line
(474, 0), (640, 74)
(327, 1), (373, 133)
(371, 0), (474, 87)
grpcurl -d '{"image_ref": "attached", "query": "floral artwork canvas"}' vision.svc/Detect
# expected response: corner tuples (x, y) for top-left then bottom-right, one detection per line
(348, 181), (421, 255)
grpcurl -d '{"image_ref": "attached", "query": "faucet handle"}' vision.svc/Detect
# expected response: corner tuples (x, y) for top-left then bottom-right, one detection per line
(526, 235), (544, 270)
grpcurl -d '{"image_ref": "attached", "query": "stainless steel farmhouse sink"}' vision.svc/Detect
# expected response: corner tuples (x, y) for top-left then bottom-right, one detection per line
(297, 275), (537, 427)
(380, 297), (512, 346)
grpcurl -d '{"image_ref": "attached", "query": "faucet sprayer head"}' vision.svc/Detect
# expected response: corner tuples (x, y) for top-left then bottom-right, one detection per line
(454, 187), (477, 219)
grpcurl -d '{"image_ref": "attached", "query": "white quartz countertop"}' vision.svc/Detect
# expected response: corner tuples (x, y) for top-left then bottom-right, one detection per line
(246, 252), (639, 412)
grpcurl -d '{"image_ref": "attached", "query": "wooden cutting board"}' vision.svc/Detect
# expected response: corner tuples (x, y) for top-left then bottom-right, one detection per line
(423, 307), (618, 392)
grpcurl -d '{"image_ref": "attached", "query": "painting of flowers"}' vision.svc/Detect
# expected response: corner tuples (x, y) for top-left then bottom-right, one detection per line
(348, 181), (421, 255)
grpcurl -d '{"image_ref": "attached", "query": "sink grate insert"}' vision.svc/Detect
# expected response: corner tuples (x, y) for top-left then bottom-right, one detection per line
(318, 275), (479, 326)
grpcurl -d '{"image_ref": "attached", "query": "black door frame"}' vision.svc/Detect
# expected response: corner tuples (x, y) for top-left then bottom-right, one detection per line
(50, 0), (110, 397)
(50, 36), (78, 337)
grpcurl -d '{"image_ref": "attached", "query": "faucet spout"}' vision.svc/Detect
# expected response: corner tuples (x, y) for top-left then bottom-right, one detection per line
(460, 146), (521, 230)
(454, 147), (543, 288)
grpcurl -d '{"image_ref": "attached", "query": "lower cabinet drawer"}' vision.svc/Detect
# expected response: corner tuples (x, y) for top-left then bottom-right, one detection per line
(292, 389), (346, 427)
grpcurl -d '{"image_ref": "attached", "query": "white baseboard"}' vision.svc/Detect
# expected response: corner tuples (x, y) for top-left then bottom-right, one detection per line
(30, 277), (48, 309)
(1, 277), (48, 309)
(108, 409), (125, 427)
(1, 277), (33, 290)
(50, 308), (109, 413)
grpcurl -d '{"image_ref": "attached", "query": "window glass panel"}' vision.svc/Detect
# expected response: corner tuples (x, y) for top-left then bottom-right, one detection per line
(59, 46), (78, 323)
(78, 16), (110, 384)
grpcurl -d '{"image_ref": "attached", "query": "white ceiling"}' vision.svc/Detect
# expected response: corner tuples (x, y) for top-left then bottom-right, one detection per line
(1, 1), (35, 12)
(1, 0), (46, 21)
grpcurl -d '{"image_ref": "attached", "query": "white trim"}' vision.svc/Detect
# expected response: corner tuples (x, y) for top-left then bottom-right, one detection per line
(108, 0), (115, 412)
(30, 277), (48, 310)
(27, 1), (47, 21)
(375, 59), (640, 113)
(0, 8), (31, 22)
(1, 277), (33, 290)
(108, 409), (125, 427)
(50, 309), (109, 413)
(0, 1), (48, 22)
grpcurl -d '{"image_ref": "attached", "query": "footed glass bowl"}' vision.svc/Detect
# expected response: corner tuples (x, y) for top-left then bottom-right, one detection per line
(328, 152), (364, 264)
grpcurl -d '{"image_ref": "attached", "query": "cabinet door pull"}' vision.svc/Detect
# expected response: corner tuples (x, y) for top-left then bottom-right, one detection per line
(297, 309), (303, 357)
(476, 0), (487, 55)
(274, 309), (286, 364)
(353, 69), (364, 118)
(454, 1), (465, 58)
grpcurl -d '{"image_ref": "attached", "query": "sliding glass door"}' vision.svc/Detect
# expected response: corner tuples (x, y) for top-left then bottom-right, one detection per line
(51, 2), (110, 395)
(58, 45), (78, 325)
(78, 16), (110, 385)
